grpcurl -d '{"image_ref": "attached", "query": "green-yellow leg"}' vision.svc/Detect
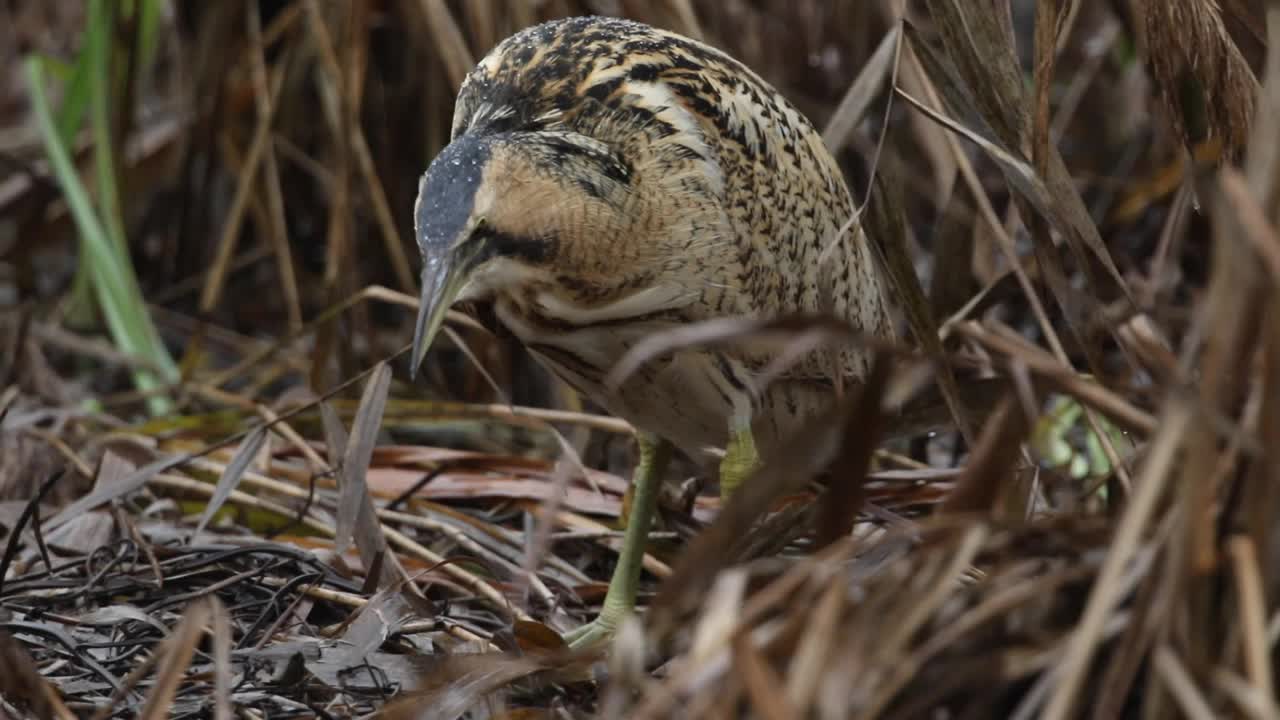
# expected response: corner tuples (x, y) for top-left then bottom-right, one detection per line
(718, 417), (761, 499)
(566, 432), (672, 649)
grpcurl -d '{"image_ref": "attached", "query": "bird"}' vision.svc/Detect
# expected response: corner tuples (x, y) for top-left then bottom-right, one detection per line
(408, 15), (895, 648)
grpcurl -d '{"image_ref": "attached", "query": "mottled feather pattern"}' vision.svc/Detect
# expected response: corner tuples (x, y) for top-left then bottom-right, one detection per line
(436, 16), (894, 459)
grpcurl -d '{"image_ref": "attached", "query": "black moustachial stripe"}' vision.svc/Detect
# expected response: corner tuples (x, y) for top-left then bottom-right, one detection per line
(474, 227), (557, 265)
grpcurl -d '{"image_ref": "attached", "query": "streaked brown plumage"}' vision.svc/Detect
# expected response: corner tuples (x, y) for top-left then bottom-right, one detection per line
(410, 15), (895, 646)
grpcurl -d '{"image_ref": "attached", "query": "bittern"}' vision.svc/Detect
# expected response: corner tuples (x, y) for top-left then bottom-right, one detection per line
(409, 16), (894, 648)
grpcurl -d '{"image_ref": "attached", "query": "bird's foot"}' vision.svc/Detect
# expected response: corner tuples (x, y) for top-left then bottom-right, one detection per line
(563, 606), (628, 649)
(719, 421), (761, 498)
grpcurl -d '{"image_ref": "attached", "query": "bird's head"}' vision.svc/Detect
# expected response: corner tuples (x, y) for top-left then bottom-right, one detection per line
(408, 129), (640, 378)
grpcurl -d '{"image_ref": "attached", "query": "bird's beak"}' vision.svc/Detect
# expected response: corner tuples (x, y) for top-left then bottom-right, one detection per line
(409, 252), (464, 380)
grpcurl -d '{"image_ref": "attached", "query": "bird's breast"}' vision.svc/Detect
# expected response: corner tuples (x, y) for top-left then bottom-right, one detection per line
(489, 288), (742, 461)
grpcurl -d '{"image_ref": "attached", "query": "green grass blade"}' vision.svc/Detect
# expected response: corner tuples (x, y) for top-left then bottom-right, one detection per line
(135, 0), (165, 77)
(86, 0), (176, 391)
(38, 53), (93, 147)
(52, 46), (99, 327)
(88, 0), (128, 256)
(25, 57), (178, 416)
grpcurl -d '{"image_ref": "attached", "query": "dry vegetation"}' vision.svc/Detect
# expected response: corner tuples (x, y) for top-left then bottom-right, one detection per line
(1, 0), (1278, 717)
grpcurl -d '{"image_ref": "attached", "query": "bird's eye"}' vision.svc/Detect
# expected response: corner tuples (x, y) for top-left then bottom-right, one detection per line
(451, 217), (486, 252)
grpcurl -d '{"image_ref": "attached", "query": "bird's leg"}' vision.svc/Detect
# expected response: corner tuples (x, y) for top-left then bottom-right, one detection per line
(566, 431), (672, 649)
(718, 414), (760, 498)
